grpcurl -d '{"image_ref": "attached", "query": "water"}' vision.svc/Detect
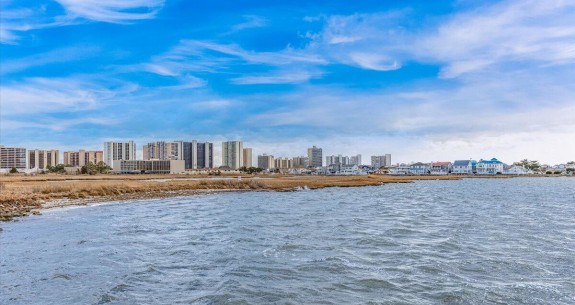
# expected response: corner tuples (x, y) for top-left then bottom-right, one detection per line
(1, 178), (574, 304)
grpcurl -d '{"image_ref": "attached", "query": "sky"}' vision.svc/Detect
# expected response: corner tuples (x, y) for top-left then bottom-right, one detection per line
(1, 0), (574, 165)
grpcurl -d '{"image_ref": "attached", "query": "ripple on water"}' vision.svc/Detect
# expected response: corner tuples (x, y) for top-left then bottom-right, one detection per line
(1, 178), (575, 304)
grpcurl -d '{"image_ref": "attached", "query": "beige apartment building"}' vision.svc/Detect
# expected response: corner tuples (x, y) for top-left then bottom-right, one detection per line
(28, 149), (59, 170)
(63, 150), (104, 167)
(243, 148), (253, 168)
(274, 157), (292, 169)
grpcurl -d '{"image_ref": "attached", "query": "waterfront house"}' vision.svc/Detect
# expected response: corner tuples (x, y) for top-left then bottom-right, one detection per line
(452, 160), (474, 175)
(408, 162), (430, 175)
(339, 164), (361, 175)
(388, 165), (410, 175)
(503, 165), (530, 175)
(430, 162), (452, 175)
(476, 158), (504, 175)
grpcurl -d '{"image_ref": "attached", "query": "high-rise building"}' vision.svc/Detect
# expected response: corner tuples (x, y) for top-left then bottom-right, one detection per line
(195, 142), (213, 169)
(274, 157), (292, 169)
(257, 154), (274, 169)
(28, 149), (59, 170)
(143, 141), (183, 160)
(0, 145), (26, 170)
(384, 154), (392, 167)
(371, 154), (391, 168)
(64, 150), (103, 167)
(103, 141), (136, 166)
(243, 148), (253, 168)
(350, 154), (362, 166)
(326, 155), (348, 166)
(222, 141), (243, 169)
(307, 146), (322, 167)
(291, 156), (308, 168)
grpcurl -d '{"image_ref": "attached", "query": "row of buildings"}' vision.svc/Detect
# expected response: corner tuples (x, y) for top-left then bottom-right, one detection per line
(4, 142), (569, 175)
(388, 159), (575, 175)
(0, 142), (393, 175)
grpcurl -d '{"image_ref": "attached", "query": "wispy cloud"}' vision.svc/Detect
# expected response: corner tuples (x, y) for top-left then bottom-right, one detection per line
(0, 77), (131, 114)
(1, 45), (100, 74)
(0, 0), (164, 44)
(54, 0), (164, 23)
(231, 69), (323, 85)
(419, 0), (575, 78)
(229, 15), (267, 33)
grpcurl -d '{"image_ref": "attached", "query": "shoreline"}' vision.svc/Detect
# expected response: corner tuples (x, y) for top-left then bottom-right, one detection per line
(0, 174), (566, 221)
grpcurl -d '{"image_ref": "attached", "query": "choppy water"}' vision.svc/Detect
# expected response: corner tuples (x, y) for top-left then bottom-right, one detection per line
(1, 178), (575, 304)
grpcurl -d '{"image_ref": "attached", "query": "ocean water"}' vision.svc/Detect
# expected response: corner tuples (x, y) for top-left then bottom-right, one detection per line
(1, 178), (574, 305)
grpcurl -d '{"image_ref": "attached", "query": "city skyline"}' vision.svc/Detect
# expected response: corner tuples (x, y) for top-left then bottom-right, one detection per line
(1, 0), (574, 164)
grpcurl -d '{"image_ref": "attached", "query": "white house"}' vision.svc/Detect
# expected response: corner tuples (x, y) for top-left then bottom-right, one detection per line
(388, 165), (410, 175)
(339, 164), (361, 175)
(452, 160), (474, 174)
(476, 158), (504, 175)
(503, 165), (530, 175)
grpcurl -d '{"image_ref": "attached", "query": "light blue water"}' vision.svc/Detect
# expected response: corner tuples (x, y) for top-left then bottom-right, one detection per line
(1, 178), (574, 304)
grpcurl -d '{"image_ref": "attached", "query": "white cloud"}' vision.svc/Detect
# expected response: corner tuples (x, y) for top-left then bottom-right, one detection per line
(231, 70), (323, 85)
(55, 0), (164, 23)
(230, 15), (267, 33)
(418, 0), (575, 77)
(0, 77), (129, 114)
(1, 46), (100, 74)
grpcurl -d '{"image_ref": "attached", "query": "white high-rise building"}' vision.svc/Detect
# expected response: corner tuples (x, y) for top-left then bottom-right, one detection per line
(222, 141), (243, 169)
(350, 154), (362, 166)
(307, 146), (322, 167)
(104, 141), (136, 166)
(371, 154), (392, 168)
(257, 154), (274, 169)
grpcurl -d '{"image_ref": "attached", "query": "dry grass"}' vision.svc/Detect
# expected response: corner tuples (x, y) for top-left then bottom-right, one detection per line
(0, 174), (477, 220)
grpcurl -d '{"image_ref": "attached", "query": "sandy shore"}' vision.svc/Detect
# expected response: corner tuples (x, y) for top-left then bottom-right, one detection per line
(0, 174), (506, 221)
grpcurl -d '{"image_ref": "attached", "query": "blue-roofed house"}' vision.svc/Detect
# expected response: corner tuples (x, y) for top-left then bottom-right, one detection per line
(452, 160), (474, 175)
(476, 158), (504, 175)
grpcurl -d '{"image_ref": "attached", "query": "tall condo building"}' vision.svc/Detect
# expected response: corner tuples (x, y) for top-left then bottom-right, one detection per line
(64, 150), (103, 167)
(180, 141), (213, 169)
(384, 154), (392, 167)
(291, 156), (309, 168)
(243, 148), (253, 168)
(307, 146), (323, 167)
(350, 154), (362, 166)
(28, 149), (59, 170)
(257, 154), (274, 170)
(371, 154), (392, 168)
(103, 141), (136, 166)
(143, 141), (182, 160)
(274, 157), (292, 169)
(326, 155), (348, 166)
(0, 145), (27, 170)
(222, 141), (243, 169)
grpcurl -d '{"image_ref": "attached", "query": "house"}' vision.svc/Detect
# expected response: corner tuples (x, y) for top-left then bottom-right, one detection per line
(388, 165), (410, 175)
(503, 165), (530, 175)
(452, 160), (474, 175)
(476, 158), (504, 175)
(430, 162), (452, 175)
(339, 164), (361, 175)
(408, 162), (430, 175)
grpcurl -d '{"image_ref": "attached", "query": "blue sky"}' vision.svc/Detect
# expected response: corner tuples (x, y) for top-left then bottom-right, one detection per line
(1, 0), (574, 165)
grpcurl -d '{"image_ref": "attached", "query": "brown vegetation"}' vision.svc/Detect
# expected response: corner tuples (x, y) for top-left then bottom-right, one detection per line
(0, 174), (467, 221)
